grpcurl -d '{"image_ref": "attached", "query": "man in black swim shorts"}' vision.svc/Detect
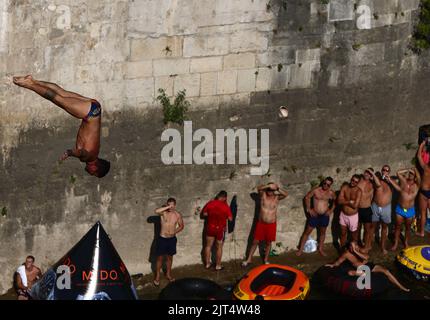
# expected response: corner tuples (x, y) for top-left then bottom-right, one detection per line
(357, 169), (375, 252)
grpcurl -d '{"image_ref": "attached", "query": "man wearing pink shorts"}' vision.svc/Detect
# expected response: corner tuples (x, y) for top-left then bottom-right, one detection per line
(337, 175), (362, 248)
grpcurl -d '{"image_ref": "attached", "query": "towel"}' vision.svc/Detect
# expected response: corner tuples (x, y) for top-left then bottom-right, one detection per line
(16, 265), (28, 287)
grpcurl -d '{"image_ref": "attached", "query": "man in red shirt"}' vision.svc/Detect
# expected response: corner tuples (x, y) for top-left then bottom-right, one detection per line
(202, 190), (233, 271)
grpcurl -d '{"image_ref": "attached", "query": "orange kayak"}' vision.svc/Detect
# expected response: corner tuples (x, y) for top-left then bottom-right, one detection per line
(233, 264), (310, 300)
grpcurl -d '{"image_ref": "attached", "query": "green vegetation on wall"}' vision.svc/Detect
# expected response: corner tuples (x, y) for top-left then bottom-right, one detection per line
(412, 0), (430, 53)
(156, 88), (190, 125)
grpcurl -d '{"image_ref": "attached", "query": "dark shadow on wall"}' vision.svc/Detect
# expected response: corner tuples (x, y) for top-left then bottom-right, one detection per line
(228, 195), (238, 233)
(147, 215), (162, 274)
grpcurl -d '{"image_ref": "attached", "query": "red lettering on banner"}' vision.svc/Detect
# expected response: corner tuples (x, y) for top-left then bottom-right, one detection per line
(82, 271), (92, 281)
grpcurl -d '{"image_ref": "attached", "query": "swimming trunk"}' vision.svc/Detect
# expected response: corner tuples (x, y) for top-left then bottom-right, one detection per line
(420, 189), (430, 199)
(206, 223), (226, 241)
(339, 212), (359, 232)
(371, 202), (391, 224)
(155, 236), (177, 256)
(395, 204), (415, 219)
(308, 214), (330, 228)
(358, 207), (373, 224)
(254, 221), (277, 242)
(84, 100), (101, 121)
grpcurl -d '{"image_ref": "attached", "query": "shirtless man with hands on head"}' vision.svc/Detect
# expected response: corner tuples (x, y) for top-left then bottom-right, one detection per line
(242, 182), (288, 266)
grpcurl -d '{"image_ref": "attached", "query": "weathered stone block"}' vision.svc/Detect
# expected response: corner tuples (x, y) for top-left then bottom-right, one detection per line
(125, 78), (155, 102)
(155, 76), (175, 97)
(398, 0), (420, 11)
(190, 56), (223, 73)
(255, 67), (271, 91)
(237, 69), (257, 92)
(217, 70), (237, 94)
(130, 36), (183, 61)
(350, 43), (385, 66)
(153, 58), (190, 76)
(183, 35), (230, 57)
(257, 48), (296, 68)
(125, 61), (153, 79)
(328, 0), (354, 21)
(230, 30), (268, 53)
(173, 73), (201, 97)
(288, 62), (319, 89)
(200, 72), (218, 96)
(295, 48), (321, 64)
(223, 53), (256, 70)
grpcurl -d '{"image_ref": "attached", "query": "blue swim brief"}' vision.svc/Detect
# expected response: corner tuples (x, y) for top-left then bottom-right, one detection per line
(84, 100), (101, 121)
(395, 204), (415, 219)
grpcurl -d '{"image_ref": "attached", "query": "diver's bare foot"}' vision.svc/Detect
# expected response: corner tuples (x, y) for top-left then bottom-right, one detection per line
(295, 250), (303, 256)
(404, 243), (409, 249)
(390, 245), (398, 251)
(382, 249), (388, 255)
(402, 287), (410, 292)
(318, 249), (327, 257)
(416, 232), (425, 237)
(13, 75), (34, 88)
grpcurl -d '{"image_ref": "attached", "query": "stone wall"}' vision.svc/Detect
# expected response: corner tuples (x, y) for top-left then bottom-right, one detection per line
(0, 0), (429, 293)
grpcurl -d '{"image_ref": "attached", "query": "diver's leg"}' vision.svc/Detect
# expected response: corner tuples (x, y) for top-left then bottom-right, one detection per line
(35, 79), (91, 101)
(13, 75), (91, 119)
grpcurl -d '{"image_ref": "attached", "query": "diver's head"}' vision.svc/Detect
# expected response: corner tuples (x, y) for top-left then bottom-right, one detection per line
(85, 158), (110, 178)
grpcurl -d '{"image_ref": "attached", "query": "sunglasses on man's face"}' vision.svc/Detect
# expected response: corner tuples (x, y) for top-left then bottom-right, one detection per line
(351, 179), (359, 184)
(323, 182), (332, 187)
(382, 168), (390, 172)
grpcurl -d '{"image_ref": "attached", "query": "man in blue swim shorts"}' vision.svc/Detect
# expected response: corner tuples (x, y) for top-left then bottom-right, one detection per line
(390, 168), (420, 251)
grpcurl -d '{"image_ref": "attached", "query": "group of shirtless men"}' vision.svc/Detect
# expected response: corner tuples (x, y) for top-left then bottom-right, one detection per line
(152, 140), (430, 286)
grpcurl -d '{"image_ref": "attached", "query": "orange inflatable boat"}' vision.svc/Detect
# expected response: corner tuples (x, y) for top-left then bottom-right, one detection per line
(233, 264), (310, 300)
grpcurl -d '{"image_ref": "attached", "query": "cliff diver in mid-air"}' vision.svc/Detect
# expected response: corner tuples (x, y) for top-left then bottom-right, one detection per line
(13, 75), (110, 178)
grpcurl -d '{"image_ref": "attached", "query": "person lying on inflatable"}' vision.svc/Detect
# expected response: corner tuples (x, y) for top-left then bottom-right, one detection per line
(325, 242), (409, 292)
